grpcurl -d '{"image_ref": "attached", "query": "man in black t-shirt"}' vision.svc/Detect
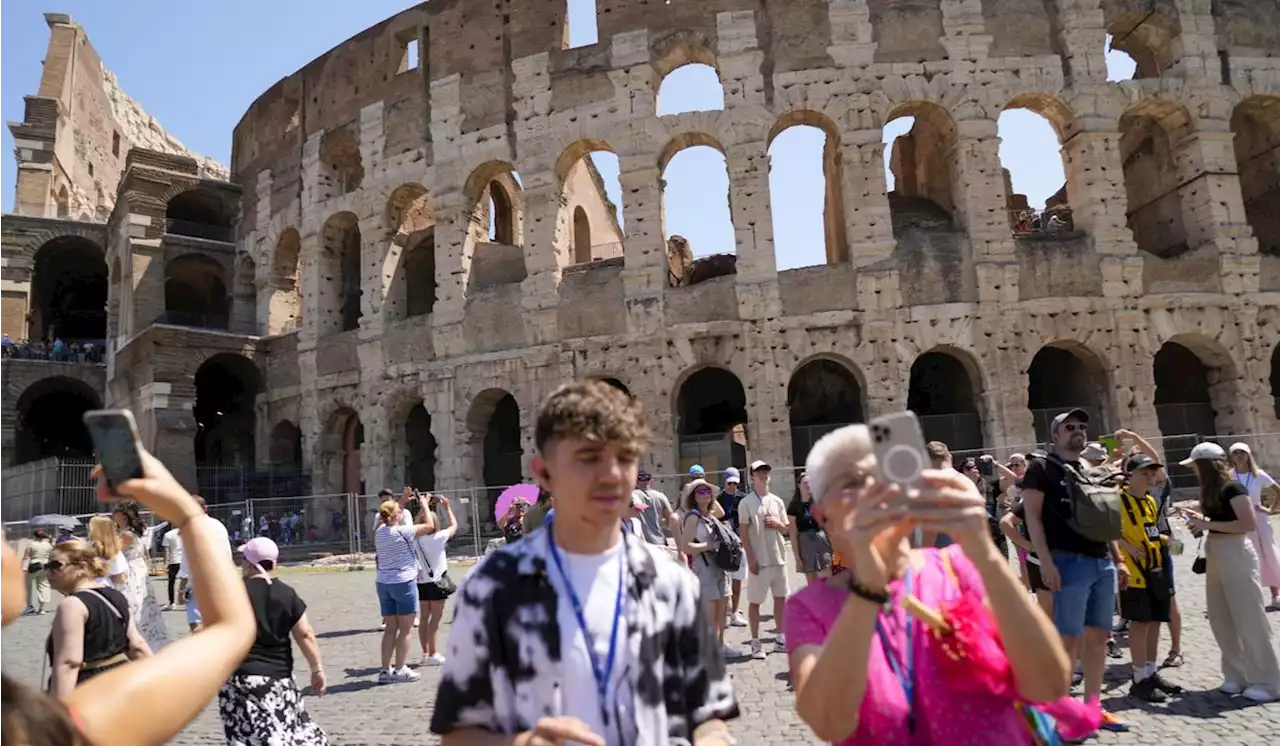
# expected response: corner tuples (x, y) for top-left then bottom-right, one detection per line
(1020, 408), (1130, 732)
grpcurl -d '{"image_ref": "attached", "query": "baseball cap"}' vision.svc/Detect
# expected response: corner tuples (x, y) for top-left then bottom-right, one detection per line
(1179, 441), (1226, 466)
(724, 467), (741, 484)
(689, 464), (706, 478)
(1050, 408), (1090, 434)
(238, 537), (279, 584)
(1228, 442), (1251, 456)
(637, 470), (652, 481)
(750, 459), (771, 473)
(1124, 453), (1163, 474)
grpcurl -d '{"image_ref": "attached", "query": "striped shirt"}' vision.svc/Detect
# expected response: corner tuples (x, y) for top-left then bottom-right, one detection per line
(375, 524), (419, 584)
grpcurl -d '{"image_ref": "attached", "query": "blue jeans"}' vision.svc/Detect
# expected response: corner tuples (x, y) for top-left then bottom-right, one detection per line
(1049, 550), (1116, 637)
(376, 580), (418, 617)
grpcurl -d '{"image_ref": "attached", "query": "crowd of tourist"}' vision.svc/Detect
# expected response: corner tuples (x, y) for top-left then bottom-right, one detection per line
(0, 335), (103, 363)
(4, 379), (1280, 745)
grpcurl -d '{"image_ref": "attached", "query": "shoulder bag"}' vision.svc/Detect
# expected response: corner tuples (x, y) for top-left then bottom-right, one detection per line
(405, 530), (456, 596)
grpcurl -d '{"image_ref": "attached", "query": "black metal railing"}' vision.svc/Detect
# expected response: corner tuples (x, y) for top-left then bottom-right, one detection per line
(152, 311), (230, 330)
(164, 218), (234, 243)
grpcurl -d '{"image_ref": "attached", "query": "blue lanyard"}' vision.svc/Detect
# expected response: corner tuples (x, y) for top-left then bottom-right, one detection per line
(546, 521), (626, 708)
(875, 570), (916, 736)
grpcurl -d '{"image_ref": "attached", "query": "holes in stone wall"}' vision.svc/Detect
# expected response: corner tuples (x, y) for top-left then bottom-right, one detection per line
(564, 0), (599, 49)
(769, 118), (847, 269)
(319, 125), (364, 196)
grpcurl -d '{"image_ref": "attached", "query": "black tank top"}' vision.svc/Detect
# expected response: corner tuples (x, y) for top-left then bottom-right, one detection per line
(46, 587), (131, 687)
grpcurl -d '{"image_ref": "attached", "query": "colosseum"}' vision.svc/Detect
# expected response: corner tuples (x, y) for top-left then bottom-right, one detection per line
(2, 3), (1278, 531)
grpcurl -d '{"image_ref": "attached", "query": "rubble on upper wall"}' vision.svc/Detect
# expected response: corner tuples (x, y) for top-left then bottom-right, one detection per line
(101, 69), (229, 182)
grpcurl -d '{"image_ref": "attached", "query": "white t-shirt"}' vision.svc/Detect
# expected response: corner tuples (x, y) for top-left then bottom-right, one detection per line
(415, 524), (456, 584)
(547, 539), (636, 746)
(163, 530), (185, 567)
(1232, 469), (1277, 508)
(178, 515), (234, 581)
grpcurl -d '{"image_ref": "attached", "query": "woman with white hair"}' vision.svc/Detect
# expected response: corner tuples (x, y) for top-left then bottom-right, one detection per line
(1181, 441), (1280, 702)
(785, 424), (1076, 744)
(1227, 442), (1280, 611)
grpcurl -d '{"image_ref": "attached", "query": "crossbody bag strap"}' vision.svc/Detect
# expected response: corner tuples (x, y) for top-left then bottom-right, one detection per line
(78, 589), (124, 621)
(402, 529), (433, 577)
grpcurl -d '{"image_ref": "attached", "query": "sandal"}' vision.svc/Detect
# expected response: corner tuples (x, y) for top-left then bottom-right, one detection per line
(1162, 650), (1184, 668)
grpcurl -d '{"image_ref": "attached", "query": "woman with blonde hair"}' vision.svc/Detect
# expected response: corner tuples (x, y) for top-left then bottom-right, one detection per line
(46, 539), (152, 695)
(373, 498), (437, 684)
(1227, 442), (1280, 610)
(88, 516), (127, 588)
(1181, 442), (1280, 702)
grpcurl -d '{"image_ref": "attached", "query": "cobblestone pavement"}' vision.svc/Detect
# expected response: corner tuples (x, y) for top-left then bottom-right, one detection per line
(5, 522), (1280, 744)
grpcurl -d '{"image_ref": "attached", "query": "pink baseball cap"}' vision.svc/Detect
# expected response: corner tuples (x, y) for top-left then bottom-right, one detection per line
(238, 537), (279, 582)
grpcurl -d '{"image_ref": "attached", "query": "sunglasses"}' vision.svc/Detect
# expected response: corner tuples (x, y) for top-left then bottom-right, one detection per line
(694, 487), (713, 495)
(1009, 461), (1026, 468)
(45, 559), (66, 573)
(1061, 423), (1087, 432)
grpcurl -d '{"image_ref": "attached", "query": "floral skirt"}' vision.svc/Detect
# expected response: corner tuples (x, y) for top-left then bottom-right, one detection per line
(218, 674), (329, 746)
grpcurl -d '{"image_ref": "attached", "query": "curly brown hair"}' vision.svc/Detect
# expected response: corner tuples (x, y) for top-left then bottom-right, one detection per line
(534, 379), (650, 455)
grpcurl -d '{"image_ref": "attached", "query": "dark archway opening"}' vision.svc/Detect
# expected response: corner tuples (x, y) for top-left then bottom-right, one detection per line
(14, 377), (101, 464)
(908, 351), (983, 452)
(489, 182), (516, 245)
(483, 394), (522, 490)
(165, 254), (229, 329)
(676, 367), (748, 472)
(339, 411), (364, 495)
(404, 233), (436, 318)
(788, 359), (865, 468)
(319, 213), (362, 335)
(573, 206), (592, 263)
(194, 354), (262, 469)
(1027, 346), (1107, 442)
(30, 237), (108, 342)
(268, 421), (303, 467)
(1154, 341), (1216, 487)
(405, 404), (437, 491)
(165, 189), (233, 242)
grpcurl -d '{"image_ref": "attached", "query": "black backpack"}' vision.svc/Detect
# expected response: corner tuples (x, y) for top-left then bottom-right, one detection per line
(689, 511), (742, 573)
(1045, 453), (1125, 543)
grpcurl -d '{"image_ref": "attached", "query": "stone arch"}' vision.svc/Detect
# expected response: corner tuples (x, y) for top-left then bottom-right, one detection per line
(768, 110), (848, 265)
(464, 161), (523, 249)
(907, 346), (985, 451)
(883, 101), (959, 235)
(466, 389), (523, 521)
(322, 406), (364, 495)
(1230, 95), (1280, 257)
(1119, 99), (1195, 257)
(660, 133), (735, 259)
(1151, 334), (1239, 483)
(1000, 93), (1079, 234)
(1026, 342), (1113, 442)
(318, 212), (362, 335)
(14, 375), (102, 464)
(674, 366), (748, 472)
(165, 253), (229, 329)
(55, 186), (70, 218)
(193, 353), (263, 468)
(573, 206), (592, 264)
(268, 420), (303, 467)
(1102, 0), (1182, 80)
(30, 235), (108, 342)
(384, 184), (437, 321)
(788, 356), (867, 468)
(269, 227), (301, 333)
(165, 188), (234, 241)
(232, 253), (257, 332)
(318, 123), (364, 196)
(394, 401), (437, 491)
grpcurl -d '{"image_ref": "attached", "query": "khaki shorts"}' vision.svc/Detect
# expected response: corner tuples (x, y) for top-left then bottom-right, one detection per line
(747, 564), (791, 605)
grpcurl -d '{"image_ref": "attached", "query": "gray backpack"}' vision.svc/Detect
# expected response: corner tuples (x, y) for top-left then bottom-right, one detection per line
(1047, 454), (1125, 543)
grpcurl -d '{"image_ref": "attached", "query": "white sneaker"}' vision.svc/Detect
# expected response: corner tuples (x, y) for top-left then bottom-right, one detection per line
(420, 653), (446, 666)
(772, 635), (787, 655)
(729, 611), (747, 627)
(1242, 685), (1278, 703)
(377, 668), (395, 684)
(392, 666), (421, 682)
(161, 604), (173, 611)
(1219, 680), (1246, 694)
(413, 617), (420, 628)
(749, 639), (766, 660)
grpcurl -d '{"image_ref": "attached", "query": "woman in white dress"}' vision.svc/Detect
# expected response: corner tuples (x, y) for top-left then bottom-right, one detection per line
(113, 501), (171, 650)
(1229, 443), (1280, 610)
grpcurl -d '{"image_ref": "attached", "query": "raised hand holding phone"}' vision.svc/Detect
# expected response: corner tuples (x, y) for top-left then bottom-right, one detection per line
(82, 409), (145, 495)
(870, 411), (929, 545)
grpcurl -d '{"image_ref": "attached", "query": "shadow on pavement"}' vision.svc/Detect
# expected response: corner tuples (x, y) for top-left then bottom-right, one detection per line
(1102, 689), (1268, 719)
(317, 628), (380, 639)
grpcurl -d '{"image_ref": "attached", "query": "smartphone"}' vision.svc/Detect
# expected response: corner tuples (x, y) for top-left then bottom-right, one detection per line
(977, 457), (995, 478)
(1097, 434), (1121, 456)
(83, 409), (145, 494)
(870, 411), (928, 488)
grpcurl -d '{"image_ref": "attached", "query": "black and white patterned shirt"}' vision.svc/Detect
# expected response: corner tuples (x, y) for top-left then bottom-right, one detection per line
(430, 527), (739, 743)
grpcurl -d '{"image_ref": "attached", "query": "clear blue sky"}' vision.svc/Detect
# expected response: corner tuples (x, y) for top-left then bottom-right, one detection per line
(3, 1), (1135, 271)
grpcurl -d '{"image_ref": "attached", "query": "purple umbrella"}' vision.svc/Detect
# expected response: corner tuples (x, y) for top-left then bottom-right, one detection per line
(494, 483), (540, 523)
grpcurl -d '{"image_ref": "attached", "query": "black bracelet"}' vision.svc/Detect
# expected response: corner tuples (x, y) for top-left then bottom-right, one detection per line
(844, 577), (891, 607)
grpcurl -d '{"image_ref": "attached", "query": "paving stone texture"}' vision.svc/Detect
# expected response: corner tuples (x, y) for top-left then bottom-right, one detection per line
(6, 519), (1280, 744)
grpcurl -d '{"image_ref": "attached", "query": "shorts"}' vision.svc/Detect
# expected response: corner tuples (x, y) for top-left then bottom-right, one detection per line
(747, 565), (791, 605)
(1025, 556), (1049, 593)
(1160, 545), (1176, 595)
(1049, 550), (1116, 638)
(727, 549), (748, 581)
(376, 580), (418, 616)
(417, 574), (455, 602)
(1119, 584), (1172, 623)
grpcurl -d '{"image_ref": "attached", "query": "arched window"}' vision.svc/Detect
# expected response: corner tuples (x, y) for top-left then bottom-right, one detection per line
(318, 213), (362, 335)
(1026, 344), (1109, 441)
(194, 354), (263, 468)
(1119, 104), (1192, 258)
(998, 97), (1074, 237)
(907, 349), (983, 451)
(557, 142), (625, 264)
(657, 64), (724, 116)
(489, 182), (516, 245)
(385, 185), (436, 321)
(14, 377), (101, 464)
(769, 114), (847, 268)
(1231, 96), (1280, 257)
(676, 367), (748, 470)
(788, 359), (865, 467)
(883, 103), (958, 236)
(662, 136), (735, 261)
(573, 206), (592, 263)
(30, 236), (108, 341)
(164, 254), (229, 329)
(165, 189), (233, 242)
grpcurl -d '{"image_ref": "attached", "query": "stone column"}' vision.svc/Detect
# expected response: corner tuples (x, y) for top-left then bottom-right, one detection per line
(842, 130), (896, 267)
(519, 174), (564, 346)
(951, 119), (1016, 259)
(430, 191), (475, 357)
(618, 164), (666, 338)
(727, 142), (781, 321)
(1169, 0), (1221, 84)
(1051, 0), (1110, 84)
(359, 210), (389, 338)
(1061, 130), (1139, 253)
(827, 0), (877, 68)
(1172, 127), (1253, 249)
(939, 0), (992, 61)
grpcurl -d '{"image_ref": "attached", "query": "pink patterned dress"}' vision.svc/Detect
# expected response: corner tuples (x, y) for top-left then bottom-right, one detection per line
(785, 546), (1040, 745)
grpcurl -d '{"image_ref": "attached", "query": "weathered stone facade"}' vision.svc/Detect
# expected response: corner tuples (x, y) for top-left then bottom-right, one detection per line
(4, 4), (1280, 528)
